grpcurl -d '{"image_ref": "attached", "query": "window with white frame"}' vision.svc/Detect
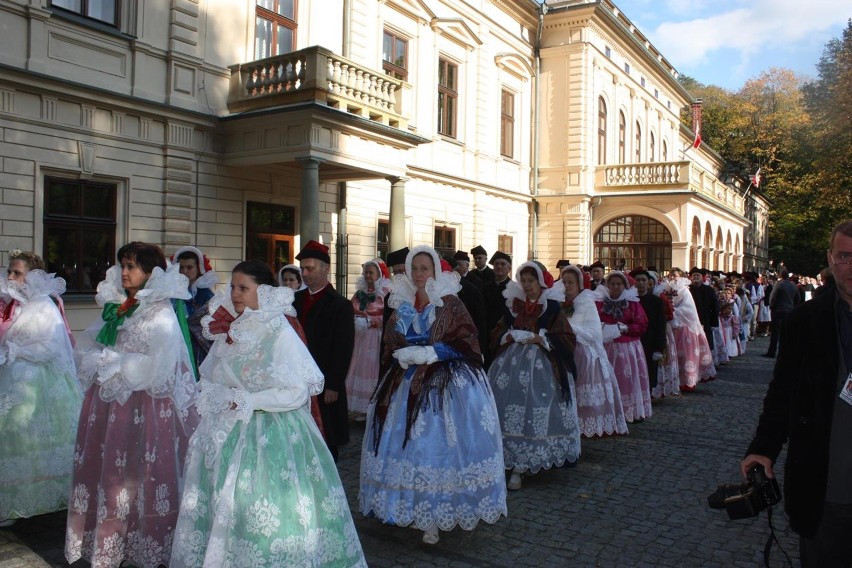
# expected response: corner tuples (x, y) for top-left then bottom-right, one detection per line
(255, 0), (297, 60)
(438, 58), (458, 138)
(500, 89), (515, 158)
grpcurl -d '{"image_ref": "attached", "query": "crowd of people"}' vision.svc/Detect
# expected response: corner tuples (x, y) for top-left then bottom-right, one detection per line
(0, 232), (838, 566)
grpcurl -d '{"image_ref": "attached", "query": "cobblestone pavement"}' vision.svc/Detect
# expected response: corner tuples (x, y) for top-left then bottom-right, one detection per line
(1, 336), (799, 567)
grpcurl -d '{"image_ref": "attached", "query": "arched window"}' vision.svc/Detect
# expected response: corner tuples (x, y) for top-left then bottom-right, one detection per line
(703, 222), (712, 268)
(594, 215), (672, 270)
(649, 132), (655, 163)
(690, 217), (701, 268)
(598, 97), (607, 165)
(618, 111), (626, 163)
(662, 139), (668, 161)
(716, 229), (724, 271)
(635, 122), (642, 162)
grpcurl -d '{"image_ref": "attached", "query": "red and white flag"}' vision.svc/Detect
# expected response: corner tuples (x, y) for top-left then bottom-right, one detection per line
(692, 122), (702, 149)
(750, 167), (762, 188)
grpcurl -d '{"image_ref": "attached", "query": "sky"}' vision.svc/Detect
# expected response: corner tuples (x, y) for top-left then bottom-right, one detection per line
(614, 0), (852, 91)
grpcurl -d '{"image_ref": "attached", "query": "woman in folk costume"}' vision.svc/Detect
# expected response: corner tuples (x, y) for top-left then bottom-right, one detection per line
(736, 287), (754, 353)
(718, 290), (742, 359)
(345, 258), (391, 418)
(650, 274), (681, 399)
(595, 272), (652, 423)
(360, 246), (506, 545)
(172, 246), (219, 371)
(710, 288), (730, 366)
(666, 272), (716, 390)
(65, 242), (199, 568)
(488, 261), (581, 491)
(0, 251), (82, 527)
(278, 264), (307, 291)
(171, 260), (365, 568)
(553, 264), (627, 438)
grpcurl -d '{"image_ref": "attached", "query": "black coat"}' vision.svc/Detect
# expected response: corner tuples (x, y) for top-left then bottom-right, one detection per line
(482, 278), (510, 368)
(638, 292), (666, 389)
(746, 290), (842, 537)
(690, 284), (719, 349)
(473, 266), (495, 285)
(294, 285), (355, 447)
(457, 278), (489, 365)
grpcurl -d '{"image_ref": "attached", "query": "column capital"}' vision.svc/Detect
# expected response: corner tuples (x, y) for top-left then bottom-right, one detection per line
(387, 175), (410, 184)
(296, 156), (324, 166)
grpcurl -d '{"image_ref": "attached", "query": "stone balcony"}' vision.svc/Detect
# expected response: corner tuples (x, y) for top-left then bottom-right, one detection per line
(596, 160), (744, 214)
(228, 45), (407, 129)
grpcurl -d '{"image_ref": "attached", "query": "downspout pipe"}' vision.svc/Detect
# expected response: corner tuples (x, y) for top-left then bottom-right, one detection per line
(532, 1), (546, 261)
(336, 182), (349, 294)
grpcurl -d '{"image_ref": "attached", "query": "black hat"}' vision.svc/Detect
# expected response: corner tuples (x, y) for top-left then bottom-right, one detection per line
(589, 261), (605, 270)
(489, 251), (512, 265)
(629, 269), (651, 279)
(688, 266), (702, 275)
(386, 247), (410, 266)
(453, 250), (470, 262)
(555, 259), (571, 269)
(295, 240), (331, 264)
(471, 245), (487, 257)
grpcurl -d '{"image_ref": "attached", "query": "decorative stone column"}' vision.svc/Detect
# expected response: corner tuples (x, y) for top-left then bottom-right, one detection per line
(388, 176), (408, 251)
(298, 157), (321, 243)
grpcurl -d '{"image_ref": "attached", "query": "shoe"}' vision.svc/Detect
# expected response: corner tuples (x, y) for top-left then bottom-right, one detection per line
(0, 519), (16, 528)
(422, 526), (439, 545)
(762, 353), (775, 358)
(507, 471), (523, 491)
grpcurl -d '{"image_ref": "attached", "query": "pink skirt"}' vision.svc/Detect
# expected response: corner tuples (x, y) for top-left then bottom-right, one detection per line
(603, 339), (652, 423)
(672, 326), (716, 389)
(652, 323), (681, 399)
(574, 343), (629, 437)
(65, 386), (198, 568)
(345, 325), (382, 414)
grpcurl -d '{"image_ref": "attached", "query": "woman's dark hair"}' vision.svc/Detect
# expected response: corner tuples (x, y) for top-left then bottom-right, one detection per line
(117, 242), (166, 274)
(281, 267), (302, 284)
(519, 266), (539, 282)
(177, 250), (199, 263)
(233, 260), (276, 286)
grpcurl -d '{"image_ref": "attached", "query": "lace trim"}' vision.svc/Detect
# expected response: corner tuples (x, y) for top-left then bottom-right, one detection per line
(0, 270), (66, 304)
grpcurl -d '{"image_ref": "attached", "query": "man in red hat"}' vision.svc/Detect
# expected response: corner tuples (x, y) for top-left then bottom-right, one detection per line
(293, 240), (355, 462)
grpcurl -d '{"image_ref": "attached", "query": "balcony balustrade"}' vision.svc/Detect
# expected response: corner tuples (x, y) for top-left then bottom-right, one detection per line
(228, 45), (407, 129)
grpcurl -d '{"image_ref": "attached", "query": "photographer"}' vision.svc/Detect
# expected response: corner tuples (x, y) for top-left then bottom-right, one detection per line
(742, 219), (852, 567)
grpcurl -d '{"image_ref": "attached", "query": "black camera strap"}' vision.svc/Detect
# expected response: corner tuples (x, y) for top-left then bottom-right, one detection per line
(763, 507), (793, 567)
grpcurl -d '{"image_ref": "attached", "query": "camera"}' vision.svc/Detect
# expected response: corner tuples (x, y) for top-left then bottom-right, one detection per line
(707, 464), (782, 520)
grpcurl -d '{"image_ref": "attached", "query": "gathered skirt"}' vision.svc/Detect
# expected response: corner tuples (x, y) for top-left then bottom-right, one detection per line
(360, 361), (507, 531)
(652, 324), (681, 399)
(672, 326), (716, 389)
(172, 405), (365, 568)
(572, 342), (628, 437)
(603, 340), (652, 423)
(345, 326), (382, 414)
(65, 387), (199, 568)
(488, 343), (581, 471)
(0, 360), (82, 520)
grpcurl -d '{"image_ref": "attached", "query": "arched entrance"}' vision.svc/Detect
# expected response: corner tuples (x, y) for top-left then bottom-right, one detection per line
(594, 215), (672, 270)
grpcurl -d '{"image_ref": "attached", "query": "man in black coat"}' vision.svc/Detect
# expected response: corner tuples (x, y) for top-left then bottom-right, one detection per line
(482, 251), (512, 367)
(446, 255), (488, 364)
(688, 267), (719, 350)
(293, 240), (355, 462)
(742, 220), (852, 566)
(453, 250), (483, 288)
(589, 261), (605, 290)
(471, 245), (495, 285)
(631, 269), (666, 390)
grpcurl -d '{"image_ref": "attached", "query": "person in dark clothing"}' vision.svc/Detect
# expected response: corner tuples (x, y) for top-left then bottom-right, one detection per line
(764, 271), (801, 358)
(293, 240), (355, 462)
(589, 261), (605, 290)
(688, 267), (719, 350)
(631, 269), (666, 390)
(482, 251), (512, 367)
(383, 247), (409, 327)
(453, 250), (483, 288)
(471, 245), (495, 285)
(742, 219), (852, 567)
(445, 256), (489, 364)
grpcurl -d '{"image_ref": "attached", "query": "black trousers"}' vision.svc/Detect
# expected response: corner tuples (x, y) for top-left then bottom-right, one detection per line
(766, 309), (790, 356)
(800, 501), (852, 567)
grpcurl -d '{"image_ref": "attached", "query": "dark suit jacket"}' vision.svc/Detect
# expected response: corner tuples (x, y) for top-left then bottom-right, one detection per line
(746, 290), (842, 537)
(473, 266), (495, 285)
(690, 284), (719, 349)
(294, 285), (355, 447)
(457, 278), (488, 365)
(638, 292), (666, 389)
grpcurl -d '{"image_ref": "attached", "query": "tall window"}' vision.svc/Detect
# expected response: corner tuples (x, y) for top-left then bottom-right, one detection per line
(662, 140), (668, 162)
(255, 0), (297, 60)
(500, 89), (515, 158)
(594, 215), (672, 271)
(690, 217), (701, 269)
(635, 122), (642, 162)
(618, 111), (626, 163)
(43, 177), (116, 293)
(649, 132), (655, 163)
(51, 0), (116, 25)
(434, 225), (456, 259)
(382, 30), (408, 81)
(597, 97), (607, 165)
(245, 202), (295, 273)
(497, 234), (514, 255)
(703, 222), (712, 268)
(438, 58), (458, 138)
(376, 219), (389, 260)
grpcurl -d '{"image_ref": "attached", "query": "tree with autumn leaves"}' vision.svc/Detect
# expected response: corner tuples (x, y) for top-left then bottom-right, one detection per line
(680, 20), (852, 276)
